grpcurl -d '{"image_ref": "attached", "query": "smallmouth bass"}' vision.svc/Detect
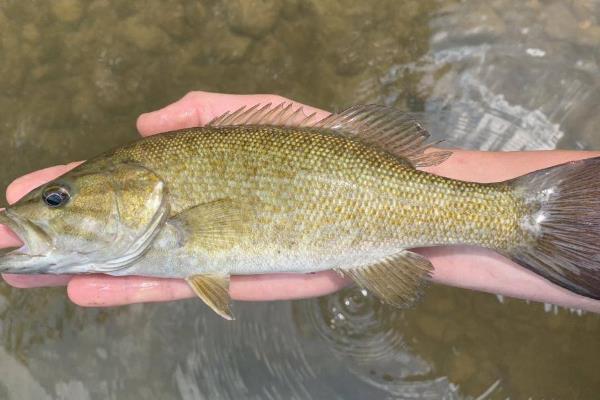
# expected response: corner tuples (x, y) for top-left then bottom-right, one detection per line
(1, 104), (599, 319)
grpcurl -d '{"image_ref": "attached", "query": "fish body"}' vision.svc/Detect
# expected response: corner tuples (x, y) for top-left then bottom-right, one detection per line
(108, 125), (523, 277)
(1, 104), (599, 319)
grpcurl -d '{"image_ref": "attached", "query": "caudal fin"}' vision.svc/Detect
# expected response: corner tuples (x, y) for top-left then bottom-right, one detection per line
(509, 156), (600, 299)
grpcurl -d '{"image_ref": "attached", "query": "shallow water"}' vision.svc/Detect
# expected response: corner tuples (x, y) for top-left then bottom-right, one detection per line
(0, 0), (599, 398)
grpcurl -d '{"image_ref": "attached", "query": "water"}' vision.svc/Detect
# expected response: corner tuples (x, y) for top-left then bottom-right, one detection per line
(0, 0), (599, 398)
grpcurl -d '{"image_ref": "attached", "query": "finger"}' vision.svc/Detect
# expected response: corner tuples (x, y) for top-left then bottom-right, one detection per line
(2, 274), (72, 288)
(423, 150), (600, 183)
(6, 162), (82, 204)
(231, 271), (350, 301)
(67, 271), (350, 307)
(136, 91), (328, 137)
(67, 275), (193, 306)
(422, 246), (600, 313)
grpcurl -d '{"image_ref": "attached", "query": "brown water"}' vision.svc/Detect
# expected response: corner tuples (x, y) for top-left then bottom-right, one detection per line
(0, 0), (599, 398)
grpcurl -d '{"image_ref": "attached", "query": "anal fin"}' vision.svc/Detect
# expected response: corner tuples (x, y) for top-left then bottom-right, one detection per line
(336, 250), (432, 308)
(186, 274), (234, 320)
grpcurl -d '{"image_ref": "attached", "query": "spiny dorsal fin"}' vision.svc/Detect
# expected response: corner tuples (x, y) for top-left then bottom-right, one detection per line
(208, 102), (318, 128)
(186, 274), (234, 320)
(335, 250), (432, 308)
(207, 103), (451, 168)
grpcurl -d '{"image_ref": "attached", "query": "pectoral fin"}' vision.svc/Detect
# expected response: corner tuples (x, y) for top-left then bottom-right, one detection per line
(170, 198), (246, 251)
(186, 274), (234, 320)
(335, 250), (433, 308)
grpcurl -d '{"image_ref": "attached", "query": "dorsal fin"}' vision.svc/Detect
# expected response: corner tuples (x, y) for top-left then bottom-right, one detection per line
(208, 102), (319, 128)
(207, 103), (452, 168)
(315, 105), (452, 167)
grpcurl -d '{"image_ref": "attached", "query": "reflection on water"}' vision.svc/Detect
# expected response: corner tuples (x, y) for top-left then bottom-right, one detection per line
(294, 289), (463, 399)
(0, 0), (599, 399)
(357, 1), (600, 151)
(297, 285), (600, 399)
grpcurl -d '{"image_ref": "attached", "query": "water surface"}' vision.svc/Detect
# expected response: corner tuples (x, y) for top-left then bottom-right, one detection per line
(0, 0), (599, 398)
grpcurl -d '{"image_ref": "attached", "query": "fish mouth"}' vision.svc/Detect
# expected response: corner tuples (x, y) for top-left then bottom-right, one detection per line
(0, 210), (29, 253)
(0, 210), (53, 273)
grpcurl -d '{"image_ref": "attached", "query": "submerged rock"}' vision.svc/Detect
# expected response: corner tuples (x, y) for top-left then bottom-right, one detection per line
(447, 351), (477, 383)
(21, 24), (40, 43)
(121, 15), (170, 52)
(224, 0), (282, 38)
(51, 0), (84, 23)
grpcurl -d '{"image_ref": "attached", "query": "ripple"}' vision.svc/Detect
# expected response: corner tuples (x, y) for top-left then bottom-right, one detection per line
(294, 287), (468, 399)
(302, 287), (407, 363)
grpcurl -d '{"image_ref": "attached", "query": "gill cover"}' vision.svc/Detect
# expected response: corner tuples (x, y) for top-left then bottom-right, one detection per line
(93, 161), (169, 271)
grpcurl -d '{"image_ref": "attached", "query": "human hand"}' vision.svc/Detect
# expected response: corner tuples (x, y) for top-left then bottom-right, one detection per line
(3, 91), (600, 313)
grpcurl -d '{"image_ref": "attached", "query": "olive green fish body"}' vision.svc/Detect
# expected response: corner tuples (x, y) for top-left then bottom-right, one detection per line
(100, 125), (525, 278)
(3, 104), (600, 319)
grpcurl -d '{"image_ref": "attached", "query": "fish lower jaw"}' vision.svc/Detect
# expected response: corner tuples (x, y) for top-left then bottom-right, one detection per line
(0, 211), (55, 257)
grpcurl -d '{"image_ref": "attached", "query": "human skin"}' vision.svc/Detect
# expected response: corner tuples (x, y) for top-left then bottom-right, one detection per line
(3, 91), (600, 312)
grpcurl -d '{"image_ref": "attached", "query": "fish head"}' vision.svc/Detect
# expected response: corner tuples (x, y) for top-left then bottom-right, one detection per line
(0, 161), (168, 274)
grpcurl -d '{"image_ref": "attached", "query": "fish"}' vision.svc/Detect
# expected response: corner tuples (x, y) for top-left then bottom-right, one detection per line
(1, 103), (600, 320)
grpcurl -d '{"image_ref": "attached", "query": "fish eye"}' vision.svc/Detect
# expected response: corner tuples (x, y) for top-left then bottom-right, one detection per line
(42, 186), (71, 208)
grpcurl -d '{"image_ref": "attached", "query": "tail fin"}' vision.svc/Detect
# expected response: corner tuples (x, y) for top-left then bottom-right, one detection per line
(509, 156), (600, 299)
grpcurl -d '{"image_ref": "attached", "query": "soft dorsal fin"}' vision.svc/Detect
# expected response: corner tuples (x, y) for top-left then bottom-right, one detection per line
(314, 105), (452, 168)
(207, 103), (451, 168)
